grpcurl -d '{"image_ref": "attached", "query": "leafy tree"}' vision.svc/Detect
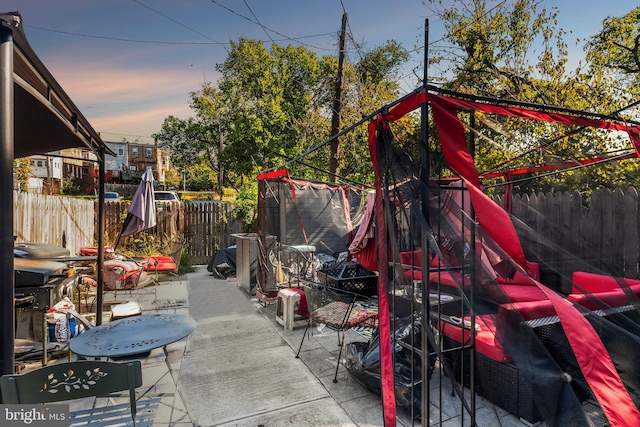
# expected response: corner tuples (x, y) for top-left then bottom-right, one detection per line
(424, 0), (639, 194)
(214, 38), (327, 178)
(163, 168), (181, 190)
(585, 7), (640, 93)
(335, 40), (413, 183)
(155, 35), (413, 228)
(153, 115), (221, 177)
(184, 163), (216, 192)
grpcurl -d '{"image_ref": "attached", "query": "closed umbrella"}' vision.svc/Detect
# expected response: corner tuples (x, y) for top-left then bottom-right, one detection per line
(114, 169), (157, 249)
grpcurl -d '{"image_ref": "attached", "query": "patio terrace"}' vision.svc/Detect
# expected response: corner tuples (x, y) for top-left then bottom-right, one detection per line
(15, 266), (610, 426)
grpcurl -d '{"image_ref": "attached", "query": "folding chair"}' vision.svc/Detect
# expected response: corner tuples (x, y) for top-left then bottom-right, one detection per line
(296, 281), (378, 382)
(0, 360), (160, 427)
(138, 236), (186, 283)
(80, 252), (155, 312)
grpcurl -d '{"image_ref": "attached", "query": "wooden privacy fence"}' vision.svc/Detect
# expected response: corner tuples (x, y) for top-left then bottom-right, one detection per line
(13, 193), (242, 265)
(100, 200), (242, 265)
(13, 191), (95, 256)
(498, 187), (640, 294)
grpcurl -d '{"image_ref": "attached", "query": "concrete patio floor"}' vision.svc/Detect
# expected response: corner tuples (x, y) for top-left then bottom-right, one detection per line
(156, 266), (542, 427)
(18, 265), (610, 426)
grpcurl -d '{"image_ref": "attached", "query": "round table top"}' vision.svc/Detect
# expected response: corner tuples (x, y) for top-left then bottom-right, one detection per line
(70, 314), (196, 357)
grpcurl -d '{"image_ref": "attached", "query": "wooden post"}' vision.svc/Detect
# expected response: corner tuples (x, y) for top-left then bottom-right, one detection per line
(329, 13), (347, 183)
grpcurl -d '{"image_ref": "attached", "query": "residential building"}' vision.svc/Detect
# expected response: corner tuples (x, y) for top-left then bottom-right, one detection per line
(29, 153), (62, 194)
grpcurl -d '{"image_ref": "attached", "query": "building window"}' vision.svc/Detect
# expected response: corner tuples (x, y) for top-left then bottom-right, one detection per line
(118, 148), (124, 156)
(36, 160), (44, 167)
(132, 147), (138, 157)
(146, 147), (152, 158)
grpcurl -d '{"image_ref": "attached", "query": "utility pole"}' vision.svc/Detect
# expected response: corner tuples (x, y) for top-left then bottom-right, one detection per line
(329, 12), (347, 183)
(219, 121), (224, 201)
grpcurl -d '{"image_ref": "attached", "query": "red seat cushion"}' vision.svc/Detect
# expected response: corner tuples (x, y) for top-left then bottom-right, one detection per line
(571, 271), (640, 294)
(404, 269), (423, 281)
(496, 262), (540, 285)
(568, 285), (640, 310)
(498, 300), (556, 321)
(79, 246), (113, 256)
(399, 250), (423, 268)
(499, 284), (547, 302)
(139, 255), (177, 272)
(399, 250), (440, 282)
(440, 315), (509, 363)
(428, 271), (472, 289)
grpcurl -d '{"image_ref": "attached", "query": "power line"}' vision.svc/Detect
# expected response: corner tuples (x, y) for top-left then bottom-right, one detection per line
(25, 25), (227, 45)
(100, 131), (155, 140)
(208, 0), (336, 52)
(25, 24), (335, 47)
(242, 0), (275, 44)
(132, 0), (221, 44)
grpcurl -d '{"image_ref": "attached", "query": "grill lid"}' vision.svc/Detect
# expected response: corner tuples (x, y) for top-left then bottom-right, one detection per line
(14, 258), (67, 287)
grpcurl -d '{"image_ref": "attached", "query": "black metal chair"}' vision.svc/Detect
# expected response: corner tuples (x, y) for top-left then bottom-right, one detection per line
(295, 281), (378, 382)
(0, 360), (160, 427)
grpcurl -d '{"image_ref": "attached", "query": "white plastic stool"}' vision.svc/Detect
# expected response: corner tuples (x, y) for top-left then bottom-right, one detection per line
(275, 288), (307, 330)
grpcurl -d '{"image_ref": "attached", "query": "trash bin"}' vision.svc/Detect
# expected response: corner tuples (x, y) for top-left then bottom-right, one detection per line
(232, 233), (275, 296)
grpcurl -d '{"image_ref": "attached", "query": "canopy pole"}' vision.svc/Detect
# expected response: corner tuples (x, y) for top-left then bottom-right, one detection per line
(419, 17), (430, 427)
(0, 24), (14, 378)
(96, 146), (106, 326)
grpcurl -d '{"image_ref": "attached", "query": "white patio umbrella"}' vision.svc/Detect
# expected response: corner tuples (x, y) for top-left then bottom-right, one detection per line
(114, 168), (157, 249)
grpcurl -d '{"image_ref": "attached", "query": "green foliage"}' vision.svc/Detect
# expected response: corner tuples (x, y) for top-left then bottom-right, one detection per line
(585, 7), (640, 91)
(234, 180), (258, 232)
(155, 34), (413, 194)
(61, 175), (74, 195)
(178, 251), (196, 274)
(425, 0), (640, 194)
(164, 168), (181, 190)
(184, 163), (217, 191)
(116, 232), (157, 256)
(13, 158), (30, 192)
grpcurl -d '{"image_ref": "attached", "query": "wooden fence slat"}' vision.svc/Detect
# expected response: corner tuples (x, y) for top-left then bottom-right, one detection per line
(624, 187), (639, 277)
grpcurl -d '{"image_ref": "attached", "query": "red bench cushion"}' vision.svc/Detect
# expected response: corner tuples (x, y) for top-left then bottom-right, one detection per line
(498, 300), (556, 321)
(496, 262), (540, 285)
(568, 285), (640, 310)
(571, 271), (640, 294)
(440, 315), (509, 363)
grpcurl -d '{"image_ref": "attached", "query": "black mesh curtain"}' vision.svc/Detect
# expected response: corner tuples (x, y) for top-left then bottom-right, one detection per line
(370, 101), (640, 427)
(258, 174), (364, 256)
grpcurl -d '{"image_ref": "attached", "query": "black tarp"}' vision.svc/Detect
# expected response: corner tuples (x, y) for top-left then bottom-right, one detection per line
(207, 246), (237, 279)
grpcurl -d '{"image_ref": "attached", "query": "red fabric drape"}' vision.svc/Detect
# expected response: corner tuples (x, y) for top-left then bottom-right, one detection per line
(430, 96), (482, 189)
(349, 190), (378, 271)
(257, 168), (289, 181)
(532, 281), (640, 426)
(368, 120), (397, 426)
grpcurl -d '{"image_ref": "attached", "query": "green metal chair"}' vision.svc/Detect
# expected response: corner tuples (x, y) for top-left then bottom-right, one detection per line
(0, 360), (159, 427)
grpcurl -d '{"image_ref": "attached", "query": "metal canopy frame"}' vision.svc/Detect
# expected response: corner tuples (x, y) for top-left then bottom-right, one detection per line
(0, 11), (113, 377)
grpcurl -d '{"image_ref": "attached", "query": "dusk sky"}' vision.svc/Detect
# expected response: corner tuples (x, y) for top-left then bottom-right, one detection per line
(0, 1), (636, 144)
